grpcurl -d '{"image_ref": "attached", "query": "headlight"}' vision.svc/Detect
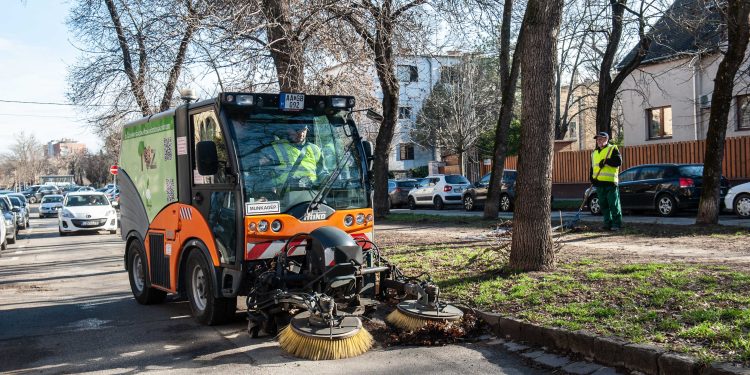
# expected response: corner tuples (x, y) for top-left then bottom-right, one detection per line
(258, 220), (269, 232)
(343, 215), (354, 227)
(62, 210), (74, 218)
(106, 209), (116, 216)
(356, 213), (365, 225)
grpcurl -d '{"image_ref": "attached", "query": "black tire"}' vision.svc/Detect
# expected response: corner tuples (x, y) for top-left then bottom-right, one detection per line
(656, 194), (677, 217)
(463, 195), (475, 211)
(734, 193), (750, 218)
(8, 229), (16, 245)
(59, 229), (67, 236)
(433, 196), (444, 210)
(127, 240), (167, 305)
(408, 197), (417, 210)
(39, 214), (45, 219)
(29, 197), (36, 204)
(25, 218), (29, 228)
(588, 194), (601, 215)
(1, 239), (5, 250)
(110, 230), (117, 234)
(499, 194), (513, 212)
(186, 251), (236, 325)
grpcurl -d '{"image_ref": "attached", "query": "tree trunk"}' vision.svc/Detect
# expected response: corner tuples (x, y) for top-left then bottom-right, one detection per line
(483, 0), (523, 219)
(262, 0), (305, 92)
(509, 0), (563, 272)
(696, 1), (750, 225)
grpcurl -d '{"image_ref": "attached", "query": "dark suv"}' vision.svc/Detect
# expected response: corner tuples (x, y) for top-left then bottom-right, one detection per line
(462, 170), (517, 211)
(387, 179), (419, 208)
(35, 186), (62, 202)
(585, 163), (730, 217)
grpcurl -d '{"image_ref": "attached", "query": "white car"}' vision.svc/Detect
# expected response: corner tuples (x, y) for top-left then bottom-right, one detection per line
(39, 194), (64, 218)
(0, 206), (6, 250)
(58, 192), (118, 236)
(724, 182), (750, 218)
(407, 174), (472, 210)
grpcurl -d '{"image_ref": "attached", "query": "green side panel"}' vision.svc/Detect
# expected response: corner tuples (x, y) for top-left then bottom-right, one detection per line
(120, 117), (177, 222)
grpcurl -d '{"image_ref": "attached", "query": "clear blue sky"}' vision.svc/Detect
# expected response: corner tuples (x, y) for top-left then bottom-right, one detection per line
(0, 1), (102, 153)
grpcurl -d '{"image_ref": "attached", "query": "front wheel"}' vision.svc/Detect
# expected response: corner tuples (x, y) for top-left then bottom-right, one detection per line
(128, 241), (167, 305)
(733, 194), (750, 218)
(499, 194), (513, 212)
(8, 230), (16, 245)
(186, 251), (236, 325)
(463, 195), (475, 211)
(588, 195), (601, 215)
(29, 197), (36, 204)
(656, 194), (677, 217)
(433, 196), (444, 210)
(408, 197), (417, 210)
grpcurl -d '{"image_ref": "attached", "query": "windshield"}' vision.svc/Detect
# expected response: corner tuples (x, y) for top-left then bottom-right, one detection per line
(66, 195), (109, 206)
(446, 175), (470, 184)
(9, 197), (21, 207)
(43, 196), (63, 203)
(229, 108), (367, 214)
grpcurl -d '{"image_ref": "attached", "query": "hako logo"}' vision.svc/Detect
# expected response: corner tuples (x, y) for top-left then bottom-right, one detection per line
(302, 211), (327, 221)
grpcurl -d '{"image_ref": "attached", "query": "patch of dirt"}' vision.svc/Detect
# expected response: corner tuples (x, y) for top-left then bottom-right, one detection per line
(375, 220), (750, 269)
(0, 283), (55, 293)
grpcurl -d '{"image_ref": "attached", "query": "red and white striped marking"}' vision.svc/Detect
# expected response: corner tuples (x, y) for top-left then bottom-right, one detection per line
(246, 231), (373, 261)
(179, 207), (193, 220)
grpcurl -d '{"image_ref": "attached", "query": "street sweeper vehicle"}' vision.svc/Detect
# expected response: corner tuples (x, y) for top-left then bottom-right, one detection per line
(119, 92), (463, 360)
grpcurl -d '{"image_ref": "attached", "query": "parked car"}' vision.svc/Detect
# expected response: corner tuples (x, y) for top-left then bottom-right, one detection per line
(6, 195), (29, 229)
(0, 196), (17, 245)
(35, 186), (62, 202)
(0, 205), (6, 250)
(39, 194), (64, 218)
(407, 174), (472, 210)
(77, 186), (96, 192)
(59, 192), (118, 235)
(462, 170), (518, 212)
(724, 181), (750, 218)
(22, 185), (41, 203)
(61, 185), (81, 196)
(388, 179), (419, 208)
(585, 163), (730, 217)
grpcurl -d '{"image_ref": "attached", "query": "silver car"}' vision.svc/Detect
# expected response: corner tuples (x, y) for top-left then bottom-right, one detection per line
(39, 194), (64, 218)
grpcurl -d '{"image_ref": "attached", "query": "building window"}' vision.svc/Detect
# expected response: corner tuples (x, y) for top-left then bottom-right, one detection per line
(397, 65), (418, 83)
(398, 107), (412, 120)
(738, 95), (750, 130)
(646, 106), (672, 139)
(399, 143), (415, 160)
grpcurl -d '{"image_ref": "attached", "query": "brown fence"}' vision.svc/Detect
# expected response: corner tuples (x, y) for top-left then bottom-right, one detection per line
(500, 136), (750, 183)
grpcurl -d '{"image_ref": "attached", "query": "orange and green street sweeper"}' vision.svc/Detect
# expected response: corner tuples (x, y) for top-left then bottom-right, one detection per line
(119, 92), (462, 360)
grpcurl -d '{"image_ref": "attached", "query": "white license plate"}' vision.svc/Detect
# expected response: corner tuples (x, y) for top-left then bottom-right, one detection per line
(82, 220), (98, 226)
(280, 93), (305, 110)
(454, 188), (463, 193)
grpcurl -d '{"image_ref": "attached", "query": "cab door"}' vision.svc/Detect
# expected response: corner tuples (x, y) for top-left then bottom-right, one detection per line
(189, 108), (242, 268)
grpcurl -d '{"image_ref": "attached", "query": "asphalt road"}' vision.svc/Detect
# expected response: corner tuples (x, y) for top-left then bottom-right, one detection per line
(0, 216), (550, 374)
(390, 206), (750, 228)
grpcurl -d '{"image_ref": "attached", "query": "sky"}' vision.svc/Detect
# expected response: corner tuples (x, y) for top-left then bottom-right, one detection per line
(0, 0), (102, 153)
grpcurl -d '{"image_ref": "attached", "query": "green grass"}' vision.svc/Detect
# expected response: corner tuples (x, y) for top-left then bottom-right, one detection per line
(383, 243), (750, 364)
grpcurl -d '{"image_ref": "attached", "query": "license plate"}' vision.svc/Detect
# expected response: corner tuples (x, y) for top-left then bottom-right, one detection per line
(82, 220), (97, 226)
(279, 93), (305, 111)
(454, 188), (463, 193)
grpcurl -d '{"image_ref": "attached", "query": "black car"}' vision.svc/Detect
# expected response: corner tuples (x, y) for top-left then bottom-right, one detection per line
(22, 185), (41, 203)
(387, 179), (419, 208)
(462, 170), (517, 211)
(585, 163), (730, 217)
(34, 186), (62, 202)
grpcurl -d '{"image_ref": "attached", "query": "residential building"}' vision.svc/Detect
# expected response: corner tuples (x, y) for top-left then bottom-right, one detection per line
(618, 0), (750, 146)
(46, 138), (86, 158)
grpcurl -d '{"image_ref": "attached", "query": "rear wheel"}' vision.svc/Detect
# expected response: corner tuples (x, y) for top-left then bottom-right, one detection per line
(408, 197), (417, 210)
(463, 195), (475, 211)
(8, 229), (16, 245)
(186, 251), (236, 325)
(588, 195), (601, 215)
(734, 193), (750, 218)
(128, 240), (167, 305)
(433, 196), (444, 210)
(29, 197), (36, 204)
(1, 239), (5, 250)
(499, 194), (513, 212)
(656, 194), (677, 217)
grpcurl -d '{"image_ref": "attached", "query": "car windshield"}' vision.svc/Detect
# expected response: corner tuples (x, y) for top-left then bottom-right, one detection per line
(445, 175), (470, 184)
(42, 196), (63, 203)
(66, 195), (109, 206)
(678, 165), (703, 178)
(9, 197), (21, 207)
(229, 108), (367, 214)
(0, 199), (9, 211)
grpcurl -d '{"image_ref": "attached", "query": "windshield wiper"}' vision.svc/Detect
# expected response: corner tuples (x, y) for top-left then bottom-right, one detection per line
(304, 140), (357, 214)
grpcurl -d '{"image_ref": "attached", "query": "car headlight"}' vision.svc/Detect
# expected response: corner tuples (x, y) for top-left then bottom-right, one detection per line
(106, 209), (116, 217)
(62, 209), (74, 218)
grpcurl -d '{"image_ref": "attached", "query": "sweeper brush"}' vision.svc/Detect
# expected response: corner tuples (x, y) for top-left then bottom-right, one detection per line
(386, 300), (464, 331)
(278, 311), (373, 360)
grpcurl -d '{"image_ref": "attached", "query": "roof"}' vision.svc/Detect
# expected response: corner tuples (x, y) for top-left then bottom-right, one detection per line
(618, 0), (725, 68)
(67, 191), (106, 196)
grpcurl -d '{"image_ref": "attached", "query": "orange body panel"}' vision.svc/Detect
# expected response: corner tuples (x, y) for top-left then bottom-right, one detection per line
(144, 203), (221, 292)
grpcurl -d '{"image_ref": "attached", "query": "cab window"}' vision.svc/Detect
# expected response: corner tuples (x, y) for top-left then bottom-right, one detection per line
(619, 169), (638, 182)
(192, 110), (229, 184)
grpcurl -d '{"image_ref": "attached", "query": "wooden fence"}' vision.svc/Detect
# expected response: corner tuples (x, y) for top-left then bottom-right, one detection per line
(497, 136), (750, 183)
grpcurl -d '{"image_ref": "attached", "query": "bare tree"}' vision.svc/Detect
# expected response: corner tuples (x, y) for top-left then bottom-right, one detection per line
(696, 0), (750, 225)
(509, 0), (564, 271)
(331, 0), (431, 218)
(1, 132), (48, 188)
(412, 56), (499, 175)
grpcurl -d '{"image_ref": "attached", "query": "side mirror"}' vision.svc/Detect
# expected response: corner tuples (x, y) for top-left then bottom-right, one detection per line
(196, 141), (219, 176)
(361, 140), (374, 171)
(11, 207), (19, 213)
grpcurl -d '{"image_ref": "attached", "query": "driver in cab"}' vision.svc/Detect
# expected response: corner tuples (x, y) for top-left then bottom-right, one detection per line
(260, 124), (327, 190)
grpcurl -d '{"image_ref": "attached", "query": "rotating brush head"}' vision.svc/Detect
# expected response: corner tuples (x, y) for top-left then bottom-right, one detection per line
(386, 300), (464, 331)
(277, 311), (373, 360)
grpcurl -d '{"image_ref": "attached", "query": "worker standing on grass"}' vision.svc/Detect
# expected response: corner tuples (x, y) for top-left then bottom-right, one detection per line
(591, 131), (623, 231)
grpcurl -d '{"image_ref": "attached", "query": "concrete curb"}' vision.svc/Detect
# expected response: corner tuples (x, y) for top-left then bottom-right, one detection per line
(467, 308), (750, 375)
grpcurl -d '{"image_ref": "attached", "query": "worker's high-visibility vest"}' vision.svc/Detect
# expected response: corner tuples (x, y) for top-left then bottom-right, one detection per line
(271, 141), (322, 183)
(591, 144), (619, 184)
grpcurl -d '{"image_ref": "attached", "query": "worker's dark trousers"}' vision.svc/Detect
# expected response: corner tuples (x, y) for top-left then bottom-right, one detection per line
(598, 185), (623, 229)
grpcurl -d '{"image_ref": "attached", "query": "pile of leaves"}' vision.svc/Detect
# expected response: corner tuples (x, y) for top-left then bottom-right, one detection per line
(384, 311), (487, 347)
